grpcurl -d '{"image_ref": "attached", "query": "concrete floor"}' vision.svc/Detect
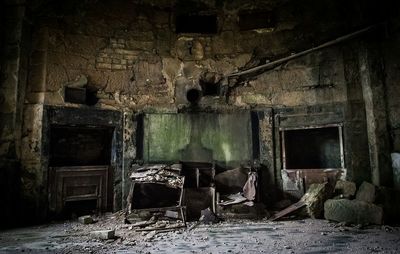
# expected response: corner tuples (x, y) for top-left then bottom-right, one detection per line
(0, 215), (400, 253)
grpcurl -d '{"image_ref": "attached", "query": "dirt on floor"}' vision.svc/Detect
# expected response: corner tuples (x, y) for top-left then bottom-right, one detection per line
(0, 212), (400, 254)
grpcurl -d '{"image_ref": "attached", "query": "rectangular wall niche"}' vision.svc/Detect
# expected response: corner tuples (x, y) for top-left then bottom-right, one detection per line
(175, 14), (217, 34)
(281, 125), (344, 169)
(239, 11), (275, 31)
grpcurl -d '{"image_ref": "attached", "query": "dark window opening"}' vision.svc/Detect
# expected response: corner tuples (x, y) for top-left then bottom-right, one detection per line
(239, 11), (275, 31)
(50, 126), (114, 166)
(176, 14), (217, 34)
(282, 126), (342, 169)
(200, 81), (220, 96)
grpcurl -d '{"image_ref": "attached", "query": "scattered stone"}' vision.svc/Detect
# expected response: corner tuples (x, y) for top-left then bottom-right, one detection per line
(78, 215), (93, 224)
(324, 199), (383, 225)
(200, 208), (220, 224)
(356, 182), (376, 203)
(90, 230), (115, 240)
(145, 230), (157, 241)
(300, 183), (334, 219)
(335, 180), (356, 198)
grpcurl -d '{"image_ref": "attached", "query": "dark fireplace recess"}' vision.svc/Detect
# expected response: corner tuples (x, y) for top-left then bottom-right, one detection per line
(44, 106), (123, 217)
(281, 126), (343, 169)
(50, 126), (113, 167)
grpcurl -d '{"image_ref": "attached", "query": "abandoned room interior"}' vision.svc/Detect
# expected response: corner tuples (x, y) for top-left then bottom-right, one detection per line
(1, 0), (400, 253)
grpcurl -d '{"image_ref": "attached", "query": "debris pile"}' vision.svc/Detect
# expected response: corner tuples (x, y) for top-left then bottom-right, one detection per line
(129, 164), (183, 188)
(126, 164), (186, 231)
(217, 171), (266, 219)
(324, 181), (383, 225)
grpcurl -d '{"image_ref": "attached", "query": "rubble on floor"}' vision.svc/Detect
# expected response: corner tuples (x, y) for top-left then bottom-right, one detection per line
(2, 216), (399, 254)
(126, 164), (186, 229)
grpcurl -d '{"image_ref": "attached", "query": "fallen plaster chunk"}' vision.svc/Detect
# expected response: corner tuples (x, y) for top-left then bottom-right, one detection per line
(90, 229), (115, 240)
(78, 215), (93, 224)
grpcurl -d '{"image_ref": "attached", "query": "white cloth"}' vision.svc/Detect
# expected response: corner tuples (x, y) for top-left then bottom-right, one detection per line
(243, 172), (257, 201)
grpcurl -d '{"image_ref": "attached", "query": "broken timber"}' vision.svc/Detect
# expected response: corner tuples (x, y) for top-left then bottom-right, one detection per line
(268, 200), (306, 221)
(227, 24), (381, 78)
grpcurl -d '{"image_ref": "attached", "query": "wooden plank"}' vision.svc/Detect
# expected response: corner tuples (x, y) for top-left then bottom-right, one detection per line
(268, 200), (306, 221)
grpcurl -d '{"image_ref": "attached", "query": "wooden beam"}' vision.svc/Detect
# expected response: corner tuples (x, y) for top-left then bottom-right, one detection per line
(227, 24), (381, 78)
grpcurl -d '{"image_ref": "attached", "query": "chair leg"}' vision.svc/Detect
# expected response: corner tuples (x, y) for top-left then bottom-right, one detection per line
(180, 207), (186, 227)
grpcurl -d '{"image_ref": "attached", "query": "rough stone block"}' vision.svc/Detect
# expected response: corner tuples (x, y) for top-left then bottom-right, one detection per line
(96, 63), (112, 69)
(356, 181), (376, 203)
(78, 215), (93, 224)
(335, 180), (356, 197)
(324, 199), (382, 225)
(90, 229), (115, 240)
(300, 182), (334, 219)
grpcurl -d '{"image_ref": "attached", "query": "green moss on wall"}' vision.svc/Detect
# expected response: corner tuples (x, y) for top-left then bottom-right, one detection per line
(143, 112), (253, 163)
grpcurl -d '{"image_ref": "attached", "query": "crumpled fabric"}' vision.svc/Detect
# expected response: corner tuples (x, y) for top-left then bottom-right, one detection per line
(243, 172), (257, 201)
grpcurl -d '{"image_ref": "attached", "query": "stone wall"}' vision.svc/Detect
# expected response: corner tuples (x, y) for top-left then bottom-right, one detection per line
(0, 0), (31, 227)
(1, 0), (398, 225)
(34, 0), (365, 110)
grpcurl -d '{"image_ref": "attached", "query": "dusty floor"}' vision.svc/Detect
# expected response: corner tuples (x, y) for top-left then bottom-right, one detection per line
(0, 213), (400, 254)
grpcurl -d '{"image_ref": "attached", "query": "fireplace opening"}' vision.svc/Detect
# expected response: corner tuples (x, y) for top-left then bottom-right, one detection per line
(48, 125), (115, 217)
(131, 183), (181, 209)
(281, 126), (343, 169)
(50, 126), (113, 166)
(63, 200), (98, 218)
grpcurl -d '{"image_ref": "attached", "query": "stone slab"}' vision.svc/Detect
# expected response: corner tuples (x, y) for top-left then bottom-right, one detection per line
(90, 229), (115, 240)
(78, 215), (93, 224)
(324, 199), (382, 225)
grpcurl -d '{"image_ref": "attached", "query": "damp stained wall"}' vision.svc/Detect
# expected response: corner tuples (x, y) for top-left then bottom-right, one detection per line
(143, 112), (253, 164)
